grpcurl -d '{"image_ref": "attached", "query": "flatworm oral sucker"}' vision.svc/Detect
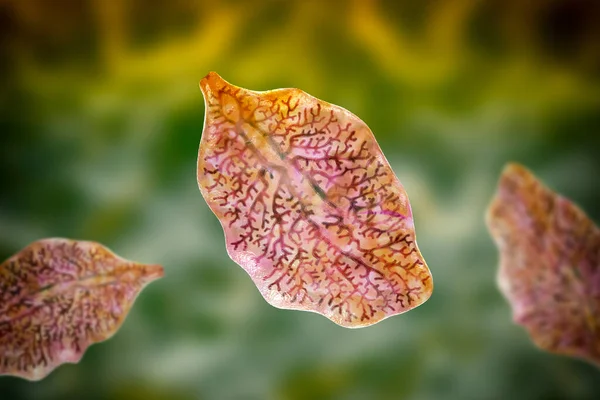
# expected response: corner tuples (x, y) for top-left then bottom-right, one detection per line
(197, 72), (433, 328)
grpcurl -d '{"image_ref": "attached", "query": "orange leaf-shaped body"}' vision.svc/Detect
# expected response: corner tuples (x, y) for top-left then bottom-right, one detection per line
(487, 163), (600, 365)
(197, 72), (432, 327)
(0, 238), (163, 380)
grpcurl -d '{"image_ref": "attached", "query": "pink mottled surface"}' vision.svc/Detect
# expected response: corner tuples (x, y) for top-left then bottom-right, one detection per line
(197, 72), (432, 328)
(0, 238), (163, 380)
(487, 163), (600, 365)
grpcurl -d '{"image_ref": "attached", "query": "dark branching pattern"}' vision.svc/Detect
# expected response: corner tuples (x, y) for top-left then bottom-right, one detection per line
(487, 163), (600, 365)
(0, 238), (163, 380)
(197, 72), (432, 328)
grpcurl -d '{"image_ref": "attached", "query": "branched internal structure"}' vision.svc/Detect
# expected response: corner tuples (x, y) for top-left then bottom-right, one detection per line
(487, 163), (600, 365)
(197, 72), (432, 328)
(0, 238), (163, 380)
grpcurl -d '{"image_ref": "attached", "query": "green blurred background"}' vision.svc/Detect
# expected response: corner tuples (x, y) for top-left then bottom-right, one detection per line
(1, 0), (599, 399)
